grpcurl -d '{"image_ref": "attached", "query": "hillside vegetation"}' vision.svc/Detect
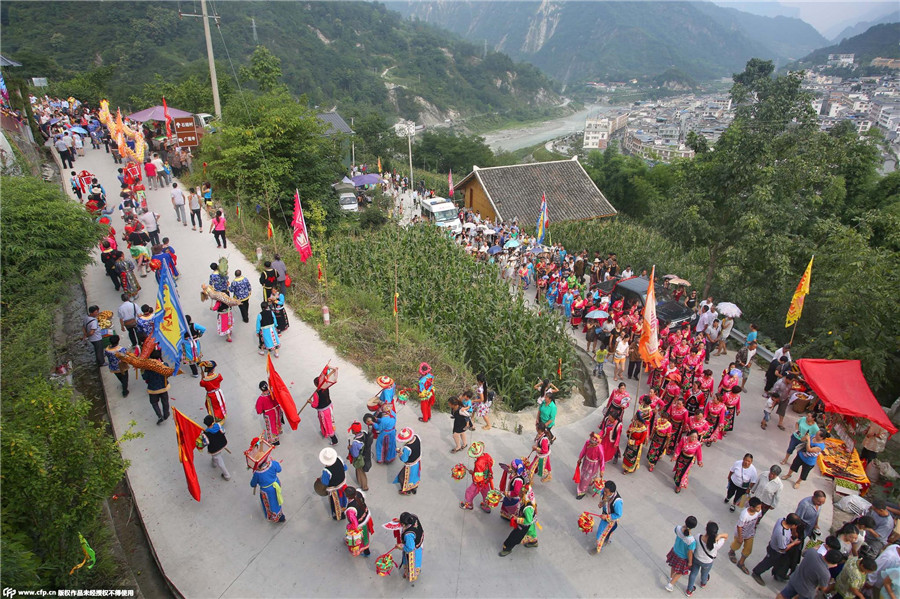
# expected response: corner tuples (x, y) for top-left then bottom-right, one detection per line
(1, 1), (561, 123)
(794, 22), (900, 67)
(389, 0), (827, 82)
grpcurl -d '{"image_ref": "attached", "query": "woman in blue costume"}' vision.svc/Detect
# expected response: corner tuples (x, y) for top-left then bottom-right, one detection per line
(397, 512), (424, 582)
(394, 428), (421, 495)
(250, 456), (285, 523)
(255, 301), (280, 358)
(374, 404), (397, 464)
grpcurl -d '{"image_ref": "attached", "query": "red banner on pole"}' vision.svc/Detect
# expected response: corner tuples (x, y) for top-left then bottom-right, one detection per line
(162, 96), (173, 142)
(292, 190), (313, 263)
(172, 408), (204, 501)
(267, 354), (300, 430)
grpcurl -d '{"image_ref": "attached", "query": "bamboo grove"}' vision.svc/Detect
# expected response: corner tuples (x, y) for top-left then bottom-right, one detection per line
(329, 225), (578, 410)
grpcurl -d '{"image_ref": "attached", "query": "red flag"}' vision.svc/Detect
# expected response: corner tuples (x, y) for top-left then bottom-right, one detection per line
(639, 266), (664, 368)
(267, 354), (300, 430)
(266, 221), (274, 239)
(558, 358), (562, 380)
(317, 262), (323, 281)
(162, 96), (173, 141)
(292, 190), (313, 263)
(172, 408), (204, 501)
(448, 168), (454, 197)
(393, 292), (399, 315)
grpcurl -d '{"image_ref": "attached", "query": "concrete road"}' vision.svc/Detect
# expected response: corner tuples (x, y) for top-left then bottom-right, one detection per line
(74, 145), (830, 598)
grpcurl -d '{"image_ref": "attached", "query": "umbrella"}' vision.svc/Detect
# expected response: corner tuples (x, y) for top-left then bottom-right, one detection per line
(663, 274), (679, 279)
(463, 222), (477, 230)
(351, 173), (381, 186)
(482, 229), (495, 236)
(487, 245), (502, 255)
(667, 277), (691, 286)
(69, 126), (88, 135)
(504, 239), (521, 249)
(585, 309), (609, 319)
(49, 118), (60, 125)
(716, 302), (742, 318)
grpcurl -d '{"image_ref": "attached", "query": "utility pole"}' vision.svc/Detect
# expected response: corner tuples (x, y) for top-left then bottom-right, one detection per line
(251, 17), (258, 44)
(180, 0), (222, 119)
(407, 123), (414, 194)
(351, 117), (355, 166)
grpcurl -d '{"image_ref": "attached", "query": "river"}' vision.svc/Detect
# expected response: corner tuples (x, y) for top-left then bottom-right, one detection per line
(481, 103), (629, 152)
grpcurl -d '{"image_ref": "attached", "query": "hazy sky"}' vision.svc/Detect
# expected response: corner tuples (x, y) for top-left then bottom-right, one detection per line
(713, 1), (899, 36)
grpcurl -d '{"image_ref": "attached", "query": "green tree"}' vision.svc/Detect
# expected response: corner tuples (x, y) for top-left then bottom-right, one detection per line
(240, 45), (284, 93)
(414, 130), (495, 175)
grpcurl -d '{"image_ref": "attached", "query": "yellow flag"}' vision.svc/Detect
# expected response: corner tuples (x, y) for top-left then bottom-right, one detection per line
(785, 256), (814, 327)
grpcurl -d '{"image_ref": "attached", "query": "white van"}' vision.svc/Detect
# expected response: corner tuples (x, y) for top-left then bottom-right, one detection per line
(339, 192), (359, 212)
(420, 197), (462, 234)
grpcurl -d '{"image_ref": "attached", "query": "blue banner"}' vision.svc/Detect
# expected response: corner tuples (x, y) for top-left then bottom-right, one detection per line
(153, 261), (188, 372)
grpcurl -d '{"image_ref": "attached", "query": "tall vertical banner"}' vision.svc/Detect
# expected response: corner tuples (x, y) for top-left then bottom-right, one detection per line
(448, 169), (454, 197)
(535, 192), (549, 245)
(172, 408), (204, 501)
(639, 266), (664, 368)
(153, 261), (188, 372)
(785, 256), (814, 327)
(162, 96), (173, 142)
(292, 190), (312, 263)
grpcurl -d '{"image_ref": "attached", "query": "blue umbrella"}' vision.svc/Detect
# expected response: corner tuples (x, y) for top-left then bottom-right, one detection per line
(69, 126), (88, 135)
(504, 239), (521, 249)
(49, 118), (60, 125)
(487, 245), (502, 255)
(585, 309), (609, 319)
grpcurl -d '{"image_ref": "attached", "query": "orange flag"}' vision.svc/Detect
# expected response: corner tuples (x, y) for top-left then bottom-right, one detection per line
(267, 354), (300, 430)
(266, 221), (274, 239)
(172, 408), (204, 502)
(639, 266), (664, 368)
(785, 256), (814, 327)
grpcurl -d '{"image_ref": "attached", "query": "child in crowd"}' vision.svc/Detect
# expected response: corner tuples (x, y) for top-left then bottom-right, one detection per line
(461, 390), (476, 431)
(594, 346), (609, 378)
(760, 393), (776, 430)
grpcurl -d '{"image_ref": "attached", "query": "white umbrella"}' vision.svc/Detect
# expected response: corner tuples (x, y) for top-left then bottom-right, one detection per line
(716, 302), (742, 318)
(463, 222), (477, 230)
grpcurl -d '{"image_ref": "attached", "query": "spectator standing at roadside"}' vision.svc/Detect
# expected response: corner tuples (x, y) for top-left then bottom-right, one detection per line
(777, 549), (844, 599)
(82, 305), (105, 367)
(752, 513), (803, 585)
(170, 183), (187, 226)
(271, 254), (288, 295)
(735, 341), (757, 391)
(749, 465), (783, 519)
(725, 453), (759, 512)
(729, 497), (764, 575)
(137, 208), (162, 246)
(117, 294), (141, 348)
(143, 159), (158, 190)
(686, 521), (728, 597)
(151, 153), (168, 187)
(55, 135), (74, 168)
(704, 320), (721, 364)
(695, 305), (713, 335)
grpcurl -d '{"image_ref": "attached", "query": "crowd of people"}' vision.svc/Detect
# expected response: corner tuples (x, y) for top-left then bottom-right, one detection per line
(54, 90), (900, 596)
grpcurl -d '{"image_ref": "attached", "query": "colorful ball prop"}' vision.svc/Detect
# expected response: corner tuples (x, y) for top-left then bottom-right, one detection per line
(345, 527), (363, 556)
(397, 389), (411, 406)
(375, 553), (396, 576)
(590, 478), (604, 496)
(149, 258), (162, 271)
(451, 463), (467, 481)
(578, 512), (595, 534)
(486, 490), (502, 508)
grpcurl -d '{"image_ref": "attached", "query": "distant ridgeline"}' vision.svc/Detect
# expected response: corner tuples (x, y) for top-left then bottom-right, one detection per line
(1, 1), (561, 123)
(386, 0), (828, 83)
(790, 23), (900, 69)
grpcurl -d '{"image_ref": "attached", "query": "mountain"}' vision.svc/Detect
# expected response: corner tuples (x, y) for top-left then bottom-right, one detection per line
(0, 1), (560, 125)
(794, 23), (900, 67)
(387, 1), (827, 83)
(830, 9), (900, 43)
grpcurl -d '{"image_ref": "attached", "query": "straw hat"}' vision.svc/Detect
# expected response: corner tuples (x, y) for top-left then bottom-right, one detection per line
(397, 427), (415, 443)
(377, 376), (394, 389)
(467, 441), (485, 459)
(318, 447), (338, 466)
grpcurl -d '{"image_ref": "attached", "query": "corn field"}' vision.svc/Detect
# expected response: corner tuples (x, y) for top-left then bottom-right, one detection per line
(329, 225), (577, 411)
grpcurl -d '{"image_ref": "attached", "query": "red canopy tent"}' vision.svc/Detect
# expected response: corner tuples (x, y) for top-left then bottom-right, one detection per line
(796, 359), (897, 435)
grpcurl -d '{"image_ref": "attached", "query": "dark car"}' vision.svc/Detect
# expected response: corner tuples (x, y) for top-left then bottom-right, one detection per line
(597, 276), (694, 327)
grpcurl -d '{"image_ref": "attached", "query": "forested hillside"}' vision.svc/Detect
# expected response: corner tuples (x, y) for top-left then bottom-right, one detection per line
(388, 1), (827, 82)
(795, 22), (900, 67)
(0, 1), (561, 123)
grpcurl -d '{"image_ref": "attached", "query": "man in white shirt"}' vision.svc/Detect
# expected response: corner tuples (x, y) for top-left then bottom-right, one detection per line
(137, 208), (161, 246)
(621, 266), (633, 279)
(773, 344), (792, 363)
(117, 294), (141, 347)
(749, 464), (784, 518)
(695, 305), (714, 335)
(725, 453), (759, 511)
(704, 320), (721, 363)
(151, 153), (168, 187)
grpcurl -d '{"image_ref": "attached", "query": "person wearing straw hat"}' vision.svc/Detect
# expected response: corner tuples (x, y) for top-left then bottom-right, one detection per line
(249, 448), (285, 523)
(394, 427), (421, 495)
(375, 375), (396, 412)
(319, 447), (348, 521)
(460, 442), (494, 511)
(417, 363), (436, 423)
(197, 361), (228, 424)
